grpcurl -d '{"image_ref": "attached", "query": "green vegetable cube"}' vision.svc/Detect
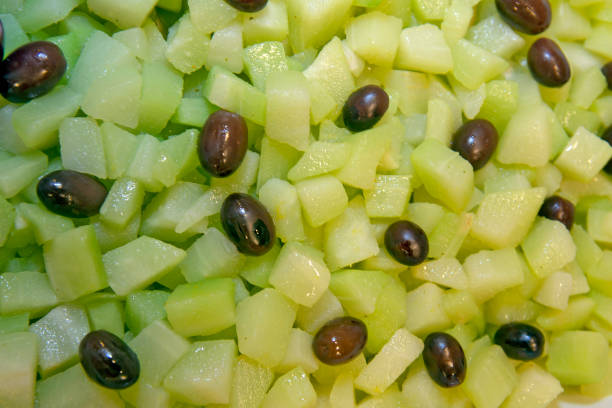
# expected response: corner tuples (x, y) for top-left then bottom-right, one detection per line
(296, 175), (348, 228)
(29, 304), (90, 377)
(555, 126), (612, 182)
(470, 187), (546, 249)
(166, 278), (235, 337)
(138, 61), (183, 134)
(16, 0), (80, 33)
(59, 117), (107, 179)
(18, 202), (73, 244)
(464, 248), (524, 302)
(180, 227), (245, 282)
(103, 236), (185, 296)
(413, 257), (468, 290)
(287, 141), (350, 182)
(324, 196), (379, 271)
(584, 24), (612, 59)
(269, 241), (330, 307)
(92, 212), (141, 253)
(0, 271), (58, 317)
(207, 22), (244, 73)
(229, 356), (275, 408)
(296, 290), (344, 334)
(242, 0), (289, 45)
(521, 217), (576, 278)
(466, 15), (525, 59)
(86, 298), (124, 338)
(329, 269), (393, 317)
(0, 331), (38, 408)
(586, 251), (612, 297)
(0, 105), (28, 154)
(362, 279), (407, 354)
(112, 27), (149, 60)
(163, 340), (237, 405)
(265, 70), (310, 151)
(502, 363), (563, 408)
(570, 66), (607, 109)
(364, 175), (412, 218)
(100, 122), (139, 180)
(451, 39), (509, 90)
(0, 13), (29, 55)
(405, 282), (452, 335)
(411, 139), (474, 213)
(36, 364), (124, 408)
(235, 288), (296, 368)
(125, 290), (169, 334)
(43, 225), (107, 301)
(547, 331), (609, 385)
(396, 24), (453, 74)
(100, 178), (144, 229)
(581, 349), (612, 399)
(534, 271), (574, 310)
(276, 328), (319, 374)
(188, 0), (237, 35)
(476, 79), (518, 132)
(355, 328), (424, 395)
(0, 313), (29, 335)
(243, 41), (288, 91)
(345, 11), (402, 67)
(262, 368), (316, 408)
(0, 152), (47, 198)
(165, 14), (211, 74)
(587, 207), (612, 245)
(12, 86), (81, 150)
(259, 178), (306, 242)
(87, 0), (157, 28)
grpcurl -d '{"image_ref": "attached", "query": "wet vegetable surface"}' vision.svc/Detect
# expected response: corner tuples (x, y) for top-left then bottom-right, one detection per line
(423, 332), (467, 388)
(539, 195), (575, 230)
(527, 38), (571, 87)
(494, 322), (545, 361)
(79, 330), (140, 390)
(221, 193), (276, 256)
(495, 0), (552, 34)
(451, 119), (498, 170)
(0, 41), (67, 103)
(198, 109), (248, 178)
(37, 170), (108, 218)
(224, 0), (268, 12)
(343, 85), (389, 132)
(312, 317), (368, 365)
(384, 220), (429, 266)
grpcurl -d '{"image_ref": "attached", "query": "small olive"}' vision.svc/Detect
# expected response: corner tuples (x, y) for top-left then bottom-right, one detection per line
(37, 170), (108, 218)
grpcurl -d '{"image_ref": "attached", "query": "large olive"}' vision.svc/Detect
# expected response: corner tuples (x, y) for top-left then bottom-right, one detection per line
(0, 41), (67, 103)
(221, 193), (276, 256)
(451, 119), (498, 170)
(312, 317), (367, 365)
(343, 85), (389, 132)
(384, 220), (429, 266)
(494, 322), (545, 361)
(527, 38), (571, 88)
(495, 0), (552, 35)
(423, 332), (467, 388)
(79, 330), (140, 390)
(538, 195), (575, 230)
(37, 170), (108, 218)
(198, 110), (248, 178)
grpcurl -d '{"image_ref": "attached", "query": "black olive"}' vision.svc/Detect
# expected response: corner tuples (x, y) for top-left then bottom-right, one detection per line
(495, 0), (552, 35)
(494, 322), (545, 361)
(312, 317), (367, 365)
(343, 85), (389, 132)
(221, 193), (276, 256)
(224, 0), (267, 12)
(0, 41), (67, 103)
(539, 195), (575, 230)
(423, 332), (467, 388)
(603, 62), (612, 91)
(384, 220), (429, 266)
(37, 170), (108, 218)
(79, 330), (140, 390)
(451, 119), (499, 170)
(527, 38), (571, 88)
(603, 125), (612, 174)
(198, 110), (248, 178)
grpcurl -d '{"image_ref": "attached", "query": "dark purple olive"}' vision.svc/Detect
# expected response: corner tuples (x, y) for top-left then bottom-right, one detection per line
(221, 193), (276, 256)
(0, 41), (67, 103)
(451, 119), (498, 170)
(423, 333), (466, 388)
(0, 20), (4, 61)
(224, 0), (267, 12)
(494, 323), (544, 361)
(495, 0), (551, 35)
(539, 195), (575, 230)
(79, 330), (140, 389)
(37, 170), (108, 218)
(603, 125), (612, 174)
(603, 62), (612, 91)
(384, 220), (429, 266)
(527, 38), (571, 88)
(313, 317), (367, 365)
(198, 110), (248, 178)
(343, 85), (389, 132)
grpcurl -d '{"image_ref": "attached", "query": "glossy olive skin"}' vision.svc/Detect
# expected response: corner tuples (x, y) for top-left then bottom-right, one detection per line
(0, 41), (67, 103)
(527, 38), (571, 87)
(221, 193), (276, 256)
(603, 62), (612, 91)
(224, 0), (267, 12)
(451, 119), (498, 170)
(37, 170), (108, 218)
(384, 220), (429, 266)
(313, 317), (367, 365)
(603, 125), (612, 174)
(539, 195), (575, 230)
(494, 323), (545, 361)
(79, 330), (140, 389)
(495, 0), (551, 34)
(199, 110), (248, 178)
(423, 333), (466, 388)
(343, 85), (389, 132)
